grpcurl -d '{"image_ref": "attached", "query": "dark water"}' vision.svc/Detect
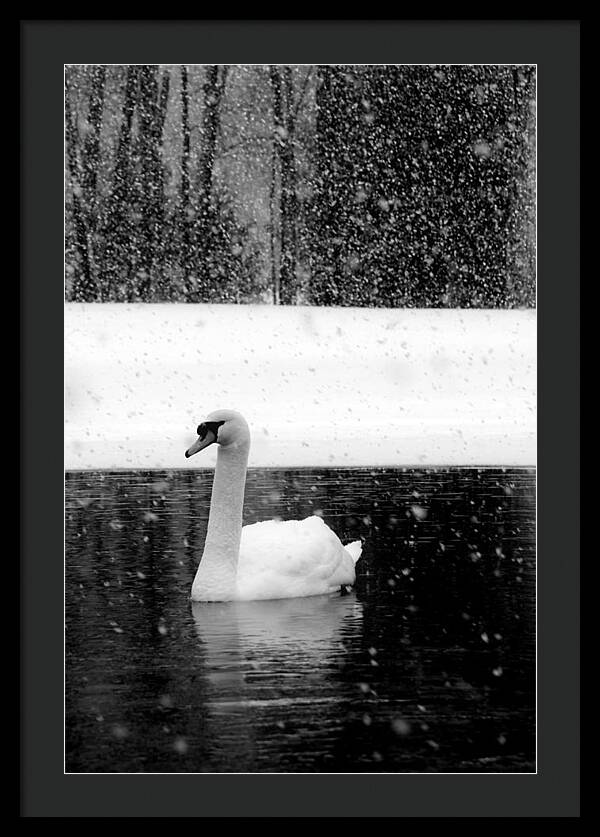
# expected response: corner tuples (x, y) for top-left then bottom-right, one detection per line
(65, 467), (535, 774)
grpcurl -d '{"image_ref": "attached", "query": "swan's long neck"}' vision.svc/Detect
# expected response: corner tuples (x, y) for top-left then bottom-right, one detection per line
(191, 439), (249, 601)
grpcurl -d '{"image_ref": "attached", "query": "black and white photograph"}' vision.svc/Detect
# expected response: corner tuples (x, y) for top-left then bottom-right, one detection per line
(64, 62), (537, 775)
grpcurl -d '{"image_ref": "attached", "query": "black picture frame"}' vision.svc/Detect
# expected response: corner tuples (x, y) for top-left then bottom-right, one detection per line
(21, 19), (579, 817)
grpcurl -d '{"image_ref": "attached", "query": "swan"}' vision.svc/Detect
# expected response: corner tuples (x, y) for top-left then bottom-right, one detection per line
(184, 409), (362, 602)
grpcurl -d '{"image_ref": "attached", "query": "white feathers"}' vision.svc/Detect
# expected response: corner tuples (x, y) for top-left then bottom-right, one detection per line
(235, 516), (360, 601)
(344, 539), (363, 565)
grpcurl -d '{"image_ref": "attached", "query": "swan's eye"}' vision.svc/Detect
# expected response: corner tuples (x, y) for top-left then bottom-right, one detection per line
(197, 421), (225, 440)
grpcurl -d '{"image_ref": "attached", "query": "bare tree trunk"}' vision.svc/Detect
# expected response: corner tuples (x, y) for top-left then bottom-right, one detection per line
(154, 68), (171, 298)
(80, 66), (106, 295)
(269, 139), (279, 304)
(194, 65), (228, 300)
(81, 66), (106, 220)
(309, 65), (348, 305)
(270, 66), (297, 304)
(65, 69), (96, 301)
(136, 65), (165, 300)
(100, 65), (138, 299)
(282, 66), (297, 302)
(109, 67), (138, 215)
(270, 67), (283, 304)
(180, 65), (192, 297)
(158, 70), (170, 131)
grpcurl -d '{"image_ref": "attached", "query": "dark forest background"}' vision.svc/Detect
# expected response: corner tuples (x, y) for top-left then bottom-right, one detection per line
(65, 64), (536, 308)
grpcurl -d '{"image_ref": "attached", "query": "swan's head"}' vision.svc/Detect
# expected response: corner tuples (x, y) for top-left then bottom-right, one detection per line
(185, 409), (250, 458)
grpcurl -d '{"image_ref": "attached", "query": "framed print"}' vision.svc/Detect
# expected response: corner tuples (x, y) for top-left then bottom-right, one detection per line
(22, 19), (579, 818)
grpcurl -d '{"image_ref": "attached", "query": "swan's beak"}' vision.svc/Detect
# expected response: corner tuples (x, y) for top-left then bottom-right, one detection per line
(185, 429), (217, 458)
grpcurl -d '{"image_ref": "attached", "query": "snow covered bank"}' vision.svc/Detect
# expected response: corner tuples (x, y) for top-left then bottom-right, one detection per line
(65, 303), (536, 470)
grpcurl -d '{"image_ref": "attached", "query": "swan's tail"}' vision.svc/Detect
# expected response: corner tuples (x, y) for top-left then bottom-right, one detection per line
(344, 540), (363, 564)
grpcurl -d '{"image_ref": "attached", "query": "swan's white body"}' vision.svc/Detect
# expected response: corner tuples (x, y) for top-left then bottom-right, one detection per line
(186, 410), (362, 602)
(236, 516), (361, 601)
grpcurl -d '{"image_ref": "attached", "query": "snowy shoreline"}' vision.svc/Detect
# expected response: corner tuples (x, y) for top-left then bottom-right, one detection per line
(65, 303), (536, 470)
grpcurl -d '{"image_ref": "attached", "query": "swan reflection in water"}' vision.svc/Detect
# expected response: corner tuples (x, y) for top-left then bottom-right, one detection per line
(191, 593), (364, 767)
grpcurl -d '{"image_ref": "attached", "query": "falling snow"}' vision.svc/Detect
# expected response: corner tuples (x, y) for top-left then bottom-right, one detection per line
(65, 64), (535, 309)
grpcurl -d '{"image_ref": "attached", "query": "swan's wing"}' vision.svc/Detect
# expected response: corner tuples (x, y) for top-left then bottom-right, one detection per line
(344, 540), (363, 564)
(237, 516), (356, 600)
